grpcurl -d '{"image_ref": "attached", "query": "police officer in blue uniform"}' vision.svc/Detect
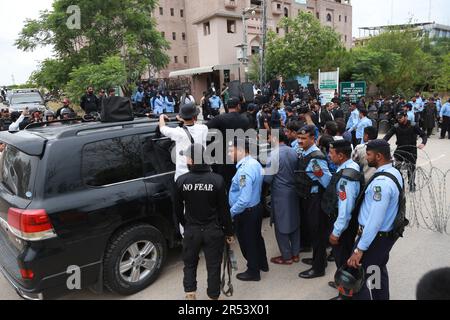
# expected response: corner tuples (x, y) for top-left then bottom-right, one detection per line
(295, 125), (332, 279)
(347, 139), (405, 300)
(229, 138), (268, 282)
(322, 140), (363, 298)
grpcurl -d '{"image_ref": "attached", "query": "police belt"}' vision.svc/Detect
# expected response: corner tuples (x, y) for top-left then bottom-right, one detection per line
(244, 204), (262, 213)
(358, 226), (394, 238)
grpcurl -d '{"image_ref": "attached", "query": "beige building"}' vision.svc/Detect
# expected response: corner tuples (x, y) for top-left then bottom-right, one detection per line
(150, 0), (352, 100)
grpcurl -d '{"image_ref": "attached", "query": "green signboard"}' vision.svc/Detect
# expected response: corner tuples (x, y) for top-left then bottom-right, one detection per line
(340, 81), (367, 102)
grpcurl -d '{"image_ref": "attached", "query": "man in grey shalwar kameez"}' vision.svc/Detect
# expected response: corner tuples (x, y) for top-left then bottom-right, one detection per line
(264, 131), (301, 265)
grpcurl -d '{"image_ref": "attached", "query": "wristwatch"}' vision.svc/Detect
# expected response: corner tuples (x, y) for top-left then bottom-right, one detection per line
(354, 248), (364, 255)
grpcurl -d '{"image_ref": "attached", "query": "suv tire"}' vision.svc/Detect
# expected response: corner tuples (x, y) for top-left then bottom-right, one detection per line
(103, 224), (166, 296)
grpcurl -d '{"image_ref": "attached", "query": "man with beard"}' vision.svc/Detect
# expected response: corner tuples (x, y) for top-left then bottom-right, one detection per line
(383, 111), (427, 192)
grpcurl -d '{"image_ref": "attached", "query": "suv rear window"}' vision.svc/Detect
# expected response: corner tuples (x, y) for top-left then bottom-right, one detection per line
(82, 135), (144, 187)
(0, 145), (38, 198)
(10, 93), (43, 105)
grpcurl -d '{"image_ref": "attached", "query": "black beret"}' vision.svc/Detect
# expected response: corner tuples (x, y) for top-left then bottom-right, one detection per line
(366, 139), (391, 152)
(330, 139), (352, 149)
(298, 125), (316, 135)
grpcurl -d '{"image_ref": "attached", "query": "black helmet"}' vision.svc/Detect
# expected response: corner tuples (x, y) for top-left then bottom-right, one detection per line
(334, 265), (365, 298)
(44, 110), (55, 118)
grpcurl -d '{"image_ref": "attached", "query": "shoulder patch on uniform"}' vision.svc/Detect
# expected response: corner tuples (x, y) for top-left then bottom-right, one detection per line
(239, 175), (247, 188)
(312, 160), (324, 178)
(339, 184), (347, 201)
(373, 186), (382, 201)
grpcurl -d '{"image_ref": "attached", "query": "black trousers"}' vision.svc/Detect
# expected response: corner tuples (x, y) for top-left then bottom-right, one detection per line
(182, 224), (225, 299)
(302, 194), (330, 273)
(299, 198), (311, 249)
(394, 147), (417, 189)
(235, 205), (268, 276)
(353, 236), (397, 300)
(332, 225), (357, 269)
(441, 116), (450, 139)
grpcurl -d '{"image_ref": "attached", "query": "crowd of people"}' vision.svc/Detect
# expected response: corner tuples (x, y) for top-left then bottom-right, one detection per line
(156, 82), (450, 301)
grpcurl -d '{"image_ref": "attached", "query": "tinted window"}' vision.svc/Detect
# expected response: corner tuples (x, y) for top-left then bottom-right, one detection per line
(82, 136), (144, 186)
(0, 145), (38, 198)
(10, 93), (43, 105)
(141, 135), (175, 176)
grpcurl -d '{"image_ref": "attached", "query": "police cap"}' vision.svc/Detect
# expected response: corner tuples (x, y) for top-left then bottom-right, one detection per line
(397, 111), (407, 118)
(297, 125), (316, 136)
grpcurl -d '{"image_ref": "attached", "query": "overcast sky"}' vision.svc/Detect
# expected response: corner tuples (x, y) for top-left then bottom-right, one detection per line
(0, 0), (449, 85)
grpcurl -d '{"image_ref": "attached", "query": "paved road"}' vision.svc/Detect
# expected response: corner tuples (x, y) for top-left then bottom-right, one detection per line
(0, 127), (449, 300)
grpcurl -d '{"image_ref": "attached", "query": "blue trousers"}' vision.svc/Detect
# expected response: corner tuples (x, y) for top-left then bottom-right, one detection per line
(235, 205), (268, 276)
(353, 236), (397, 300)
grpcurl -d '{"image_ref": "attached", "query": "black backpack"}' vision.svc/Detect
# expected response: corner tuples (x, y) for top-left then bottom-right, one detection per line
(355, 171), (409, 241)
(101, 96), (134, 122)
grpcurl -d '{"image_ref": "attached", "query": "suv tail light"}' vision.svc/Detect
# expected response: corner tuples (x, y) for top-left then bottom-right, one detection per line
(7, 208), (56, 241)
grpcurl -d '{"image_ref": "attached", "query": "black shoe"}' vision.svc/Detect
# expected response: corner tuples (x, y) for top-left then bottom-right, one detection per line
(328, 281), (337, 289)
(327, 254), (335, 262)
(298, 268), (325, 279)
(299, 247), (312, 253)
(237, 271), (261, 282)
(260, 266), (269, 273)
(302, 258), (313, 265)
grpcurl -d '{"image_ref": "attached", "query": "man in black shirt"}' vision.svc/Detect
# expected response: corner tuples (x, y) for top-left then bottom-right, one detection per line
(80, 86), (100, 114)
(207, 97), (251, 189)
(174, 144), (234, 301)
(384, 111), (427, 191)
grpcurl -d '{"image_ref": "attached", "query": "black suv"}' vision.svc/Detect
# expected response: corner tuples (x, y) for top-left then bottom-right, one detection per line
(0, 118), (181, 300)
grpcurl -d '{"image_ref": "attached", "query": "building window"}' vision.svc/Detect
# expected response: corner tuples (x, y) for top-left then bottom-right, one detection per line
(172, 32), (176, 40)
(276, 27), (280, 34)
(180, 9), (184, 17)
(316, 12), (320, 19)
(277, 4), (282, 10)
(182, 32), (186, 41)
(227, 20), (236, 34)
(284, 8), (289, 18)
(339, 15), (342, 22)
(251, 46), (260, 55)
(170, 8), (174, 16)
(345, 35), (348, 42)
(161, 31), (165, 38)
(345, 16), (347, 23)
(204, 21), (211, 36)
(159, 7), (163, 15)
(184, 56), (188, 64)
(174, 56), (178, 63)
(326, 13), (332, 22)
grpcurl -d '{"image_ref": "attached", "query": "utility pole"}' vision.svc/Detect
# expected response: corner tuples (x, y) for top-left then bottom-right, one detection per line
(260, 0), (268, 88)
(242, 12), (249, 83)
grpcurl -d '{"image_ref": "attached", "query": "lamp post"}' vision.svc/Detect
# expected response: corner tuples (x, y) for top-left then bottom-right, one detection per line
(238, 7), (257, 83)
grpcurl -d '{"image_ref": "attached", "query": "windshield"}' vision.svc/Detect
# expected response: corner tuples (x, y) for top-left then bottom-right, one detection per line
(0, 145), (38, 198)
(10, 93), (43, 105)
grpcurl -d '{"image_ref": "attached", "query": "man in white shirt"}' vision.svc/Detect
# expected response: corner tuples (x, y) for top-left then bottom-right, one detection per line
(159, 103), (208, 181)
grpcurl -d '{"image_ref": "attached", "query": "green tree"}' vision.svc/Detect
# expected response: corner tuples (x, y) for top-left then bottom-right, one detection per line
(65, 56), (127, 103)
(17, 0), (170, 96)
(265, 12), (342, 80)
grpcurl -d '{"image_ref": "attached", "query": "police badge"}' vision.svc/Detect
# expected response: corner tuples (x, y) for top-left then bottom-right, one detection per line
(373, 186), (382, 201)
(239, 175), (247, 188)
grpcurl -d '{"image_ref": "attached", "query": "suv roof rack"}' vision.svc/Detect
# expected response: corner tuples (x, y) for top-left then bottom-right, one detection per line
(25, 116), (179, 139)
